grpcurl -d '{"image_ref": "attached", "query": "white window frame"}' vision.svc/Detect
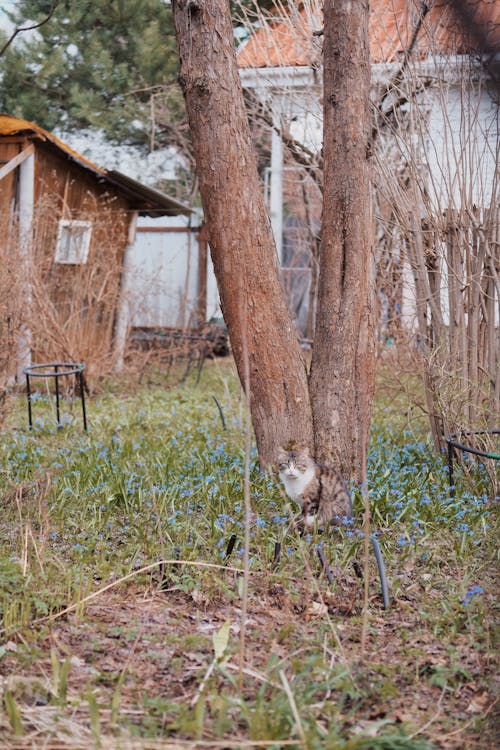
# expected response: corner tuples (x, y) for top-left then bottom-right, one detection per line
(54, 220), (92, 264)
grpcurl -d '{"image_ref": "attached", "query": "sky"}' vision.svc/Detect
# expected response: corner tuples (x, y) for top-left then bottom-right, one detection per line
(0, 1), (15, 34)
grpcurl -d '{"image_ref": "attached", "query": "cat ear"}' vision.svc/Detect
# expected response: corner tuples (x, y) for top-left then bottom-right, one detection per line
(295, 443), (311, 458)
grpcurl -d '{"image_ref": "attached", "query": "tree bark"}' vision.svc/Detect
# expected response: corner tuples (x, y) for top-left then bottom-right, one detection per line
(171, 0), (313, 466)
(309, 0), (375, 481)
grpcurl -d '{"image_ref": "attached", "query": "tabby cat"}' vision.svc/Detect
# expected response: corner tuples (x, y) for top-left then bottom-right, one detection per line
(276, 444), (353, 529)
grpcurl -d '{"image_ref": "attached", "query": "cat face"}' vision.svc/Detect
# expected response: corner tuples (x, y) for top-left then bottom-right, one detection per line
(277, 446), (313, 479)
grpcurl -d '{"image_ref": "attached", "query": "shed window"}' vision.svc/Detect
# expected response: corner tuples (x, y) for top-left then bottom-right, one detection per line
(54, 220), (92, 264)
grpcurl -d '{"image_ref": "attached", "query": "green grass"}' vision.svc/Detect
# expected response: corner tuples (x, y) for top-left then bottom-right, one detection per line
(0, 359), (497, 749)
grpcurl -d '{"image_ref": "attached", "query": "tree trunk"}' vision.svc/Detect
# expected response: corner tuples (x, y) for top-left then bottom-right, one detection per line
(309, 0), (375, 481)
(171, 0), (313, 466)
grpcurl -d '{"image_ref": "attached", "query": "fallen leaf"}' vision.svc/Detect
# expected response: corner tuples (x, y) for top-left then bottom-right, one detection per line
(466, 691), (490, 713)
(305, 600), (328, 618)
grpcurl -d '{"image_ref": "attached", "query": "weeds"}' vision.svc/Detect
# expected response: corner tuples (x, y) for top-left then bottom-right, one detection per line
(0, 361), (497, 748)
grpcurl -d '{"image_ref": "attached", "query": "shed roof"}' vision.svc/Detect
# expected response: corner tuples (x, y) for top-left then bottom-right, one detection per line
(0, 114), (191, 217)
(237, 0), (500, 69)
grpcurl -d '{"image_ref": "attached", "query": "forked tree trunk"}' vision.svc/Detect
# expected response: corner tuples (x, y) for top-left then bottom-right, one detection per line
(309, 0), (375, 481)
(171, 0), (313, 466)
(172, 0), (374, 481)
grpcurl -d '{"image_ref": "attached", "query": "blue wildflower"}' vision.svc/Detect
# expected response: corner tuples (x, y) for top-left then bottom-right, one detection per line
(461, 585), (484, 606)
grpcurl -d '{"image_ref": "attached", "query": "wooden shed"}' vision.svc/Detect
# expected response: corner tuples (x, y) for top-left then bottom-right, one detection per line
(0, 114), (191, 379)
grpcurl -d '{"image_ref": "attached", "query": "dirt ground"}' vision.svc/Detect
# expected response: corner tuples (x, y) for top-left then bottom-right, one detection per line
(1, 567), (497, 750)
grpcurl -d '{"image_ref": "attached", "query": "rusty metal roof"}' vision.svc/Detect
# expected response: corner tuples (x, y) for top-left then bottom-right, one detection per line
(0, 114), (191, 216)
(237, 0), (500, 68)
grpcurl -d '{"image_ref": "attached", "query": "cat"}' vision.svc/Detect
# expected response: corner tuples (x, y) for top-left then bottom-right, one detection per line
(276, 444), (353, 529)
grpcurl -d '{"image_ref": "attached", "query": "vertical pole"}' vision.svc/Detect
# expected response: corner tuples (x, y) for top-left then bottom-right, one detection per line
(54, 364), (61, 427)
(270, 106), (284, 263)
(113, 211), (138, 372)
(79, 370), (88, 431)
(197, 223), (208, 328)
(17, 148), (35, 380)
(447, 440), (455, 497)
(25, 372), (33, 429)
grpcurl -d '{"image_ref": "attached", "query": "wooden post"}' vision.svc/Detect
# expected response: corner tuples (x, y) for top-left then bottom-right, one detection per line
(17, 145), (35, 380)
(113, 211), (138, 372)
(196, 223), (208, 329)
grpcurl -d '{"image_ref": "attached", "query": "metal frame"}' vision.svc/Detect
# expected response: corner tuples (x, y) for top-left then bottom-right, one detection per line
(24, 362), (87, 431)
(445, 429), (499, 497)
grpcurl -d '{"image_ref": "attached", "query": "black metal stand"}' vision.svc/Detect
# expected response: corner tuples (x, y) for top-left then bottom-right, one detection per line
(445, 430), (499, 497)
(24, 362), (88, 431)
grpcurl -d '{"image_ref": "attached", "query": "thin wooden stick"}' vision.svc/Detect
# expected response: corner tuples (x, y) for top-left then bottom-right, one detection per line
(0, 559), (250, 637)
(279, 670), (308, 748)
(239, 309), (252, 684)
(360, 480), (371, 655)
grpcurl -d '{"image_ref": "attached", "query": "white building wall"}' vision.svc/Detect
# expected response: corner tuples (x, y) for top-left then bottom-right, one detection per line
(425, 84), (499, 213)
(128, 215), (220, 329)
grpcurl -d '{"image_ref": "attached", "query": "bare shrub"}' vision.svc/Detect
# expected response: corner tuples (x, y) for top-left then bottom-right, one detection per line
(0, 212), (23, 427)
(26, 191), (127, 381)
(374, 52), (499, 449)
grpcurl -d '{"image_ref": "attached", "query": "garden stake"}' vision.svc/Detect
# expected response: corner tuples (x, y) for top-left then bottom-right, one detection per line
(225, 534), (237, 560)
(212, 395), (226, 430)
(316, 545), (335, 585)
(273, 541), (281, 567)
(371, 535), (390, 610)
(352, 561), (363, 579)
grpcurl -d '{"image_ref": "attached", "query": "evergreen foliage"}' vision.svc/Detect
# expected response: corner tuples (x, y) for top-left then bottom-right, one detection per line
(0, 0), (180, 148)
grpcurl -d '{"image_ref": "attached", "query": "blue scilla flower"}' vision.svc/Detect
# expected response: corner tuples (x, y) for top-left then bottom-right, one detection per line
(461, 585), (484, 606)
(272, 515), (288, 525)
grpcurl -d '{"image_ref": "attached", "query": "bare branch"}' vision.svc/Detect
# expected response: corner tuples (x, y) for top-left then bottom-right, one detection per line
(444, 0), (500, 96)
(0, 1), (60, 58)
(371, 1), (431, 143)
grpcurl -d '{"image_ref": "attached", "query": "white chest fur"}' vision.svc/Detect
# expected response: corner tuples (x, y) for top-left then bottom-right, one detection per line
(279, 465), (315, 506)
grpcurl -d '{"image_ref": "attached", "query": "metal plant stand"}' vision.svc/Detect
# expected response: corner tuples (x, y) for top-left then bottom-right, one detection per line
(24, 362), (88, 431)
(445, 430), (499, 497)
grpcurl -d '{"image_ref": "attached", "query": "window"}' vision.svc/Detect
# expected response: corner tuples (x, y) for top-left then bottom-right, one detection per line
(54, 220), (92, 264)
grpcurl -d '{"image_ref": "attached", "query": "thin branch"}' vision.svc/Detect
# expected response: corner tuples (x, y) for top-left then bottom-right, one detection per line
(371, 1), (431, 143)
(0, 1), (60, 57)
(279, 670), (308, 748)
(445, 0), (500, 96)
(244, 87), (323, 190)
